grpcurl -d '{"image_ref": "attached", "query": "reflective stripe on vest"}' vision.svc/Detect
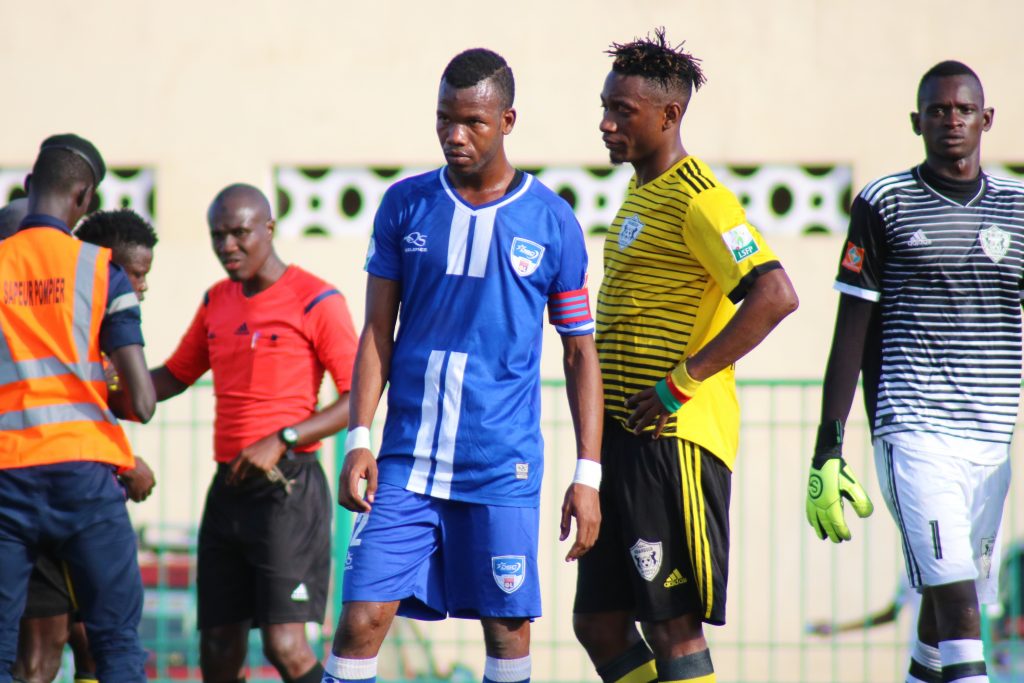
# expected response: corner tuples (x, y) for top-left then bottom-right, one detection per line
(0, 230), (132, 469)
(0, 242), (113, 422)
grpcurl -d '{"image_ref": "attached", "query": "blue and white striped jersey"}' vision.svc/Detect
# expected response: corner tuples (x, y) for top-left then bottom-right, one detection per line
(367, 169), (594, 506)
(835, 166), (1024, 461)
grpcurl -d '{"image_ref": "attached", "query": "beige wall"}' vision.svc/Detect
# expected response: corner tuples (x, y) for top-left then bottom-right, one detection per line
(4, 0), (1023, 365)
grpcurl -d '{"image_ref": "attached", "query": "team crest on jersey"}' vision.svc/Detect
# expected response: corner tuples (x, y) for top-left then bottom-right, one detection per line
(841, 241), (865, 274)
(979, 225), (1010, 263)
(629, 538), (663, 582)
(722, 223), (760, 263)
(510, 237), (545, 276)
(492, 555), (526, 594)
(618, 214), (644, 250)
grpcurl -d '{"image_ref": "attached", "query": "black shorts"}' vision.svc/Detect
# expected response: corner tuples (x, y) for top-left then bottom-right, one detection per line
(574, 415), (731, 625)
(23, 553), (75, 619)
(197, 455), (331, 629)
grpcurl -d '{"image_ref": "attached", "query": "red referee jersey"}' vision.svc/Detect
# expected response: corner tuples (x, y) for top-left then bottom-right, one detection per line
(165, 266), (358, 462)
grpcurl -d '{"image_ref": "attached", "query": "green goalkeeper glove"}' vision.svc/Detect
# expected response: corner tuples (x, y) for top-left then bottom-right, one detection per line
(806, 420), (873, 543)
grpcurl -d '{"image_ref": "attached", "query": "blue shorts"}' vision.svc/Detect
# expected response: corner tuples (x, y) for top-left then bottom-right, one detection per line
(342, 482), (541, 620)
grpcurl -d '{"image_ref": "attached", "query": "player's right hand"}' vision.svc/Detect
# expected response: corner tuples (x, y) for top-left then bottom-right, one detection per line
(806, 456), (873, 543)
(338, 449), (377, 512)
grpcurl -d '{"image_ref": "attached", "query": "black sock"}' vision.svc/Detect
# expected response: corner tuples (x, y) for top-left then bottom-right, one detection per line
(287, 662), (325, 683)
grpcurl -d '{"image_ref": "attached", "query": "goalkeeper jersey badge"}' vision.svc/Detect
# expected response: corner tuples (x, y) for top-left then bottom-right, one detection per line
(510, 237), (545, 276)
(492, 555), (526, 594)
(979, 225), (1010, 263)
(618, 214), (644, 250)
(630, 538), (663, 582)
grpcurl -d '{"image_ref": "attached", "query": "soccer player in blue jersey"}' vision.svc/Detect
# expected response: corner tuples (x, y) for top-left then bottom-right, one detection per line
(322, 48), (603, 683)
(807, 61), (1024, 683)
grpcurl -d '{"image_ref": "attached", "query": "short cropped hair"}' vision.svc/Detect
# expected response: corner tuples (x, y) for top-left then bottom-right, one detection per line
(75, 208), (158, 251)
(917, 60), (984, 107)
(607, 27), (707, 99)
(29, 148), (97, 197)
(442, 48), (515, 109)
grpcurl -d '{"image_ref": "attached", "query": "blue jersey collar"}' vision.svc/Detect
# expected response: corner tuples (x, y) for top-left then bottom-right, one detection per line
(18, 213), (73, 235)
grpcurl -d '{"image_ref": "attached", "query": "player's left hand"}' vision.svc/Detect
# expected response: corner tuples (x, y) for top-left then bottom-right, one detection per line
(559, 483), (601, 561)
(805, 456), (873, 543)
(229, 433), (287, 484)
(119, 455), (156, 502)
(625, 387), (671, 437)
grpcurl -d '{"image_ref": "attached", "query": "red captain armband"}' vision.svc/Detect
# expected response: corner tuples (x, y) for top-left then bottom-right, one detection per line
(547, 288), (594, 328)
(841, 241), (865, 274)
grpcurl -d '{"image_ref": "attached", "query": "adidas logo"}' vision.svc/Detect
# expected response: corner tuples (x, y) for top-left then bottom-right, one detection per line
(234, 322), (249, 335)
(907, 229), (931, 247)
(290, 582), (309, 602)
(663, 569), (687, 588)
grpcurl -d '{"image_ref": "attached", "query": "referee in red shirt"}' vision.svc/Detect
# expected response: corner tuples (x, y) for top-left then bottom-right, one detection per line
(150, 184), (358, 683)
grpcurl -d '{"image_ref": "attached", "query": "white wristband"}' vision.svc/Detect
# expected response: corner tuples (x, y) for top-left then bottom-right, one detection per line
(344, 426), (372, 454)
(572, 458), (602, 490)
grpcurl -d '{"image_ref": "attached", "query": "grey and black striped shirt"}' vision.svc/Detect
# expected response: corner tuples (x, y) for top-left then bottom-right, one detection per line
(835, 165), (1024, 449)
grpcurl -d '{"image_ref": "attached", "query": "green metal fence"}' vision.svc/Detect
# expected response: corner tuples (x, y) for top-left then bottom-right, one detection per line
(116, 378), (1023, 683)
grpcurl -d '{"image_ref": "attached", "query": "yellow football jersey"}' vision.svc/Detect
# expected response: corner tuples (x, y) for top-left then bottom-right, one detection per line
(597, 156), (781, 469)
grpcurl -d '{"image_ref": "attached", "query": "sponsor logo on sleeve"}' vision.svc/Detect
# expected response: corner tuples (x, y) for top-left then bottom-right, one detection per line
(515, 463), (529, 480)
(629, 538), (663, 582)
(492, 555), (526, 594)
(979, 225), (1010, 263)
(722, 224), (761, 263)
(618, 213), (645, 250)
(841, 241), (865, 274)
(403, 232), (428, 253)
(510, 237), (545, 276)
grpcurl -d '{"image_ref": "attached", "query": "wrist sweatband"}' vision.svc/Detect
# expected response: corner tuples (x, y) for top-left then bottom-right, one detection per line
(668, 359), (703, 396)
(344, 426), (371, 454)
(654, 377), (684, 413)
(812, 419), (844, 467)
(572, 459), (602, 490)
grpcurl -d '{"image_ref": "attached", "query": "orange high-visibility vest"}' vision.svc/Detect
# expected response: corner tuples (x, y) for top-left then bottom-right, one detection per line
(0, 226), (134, 470)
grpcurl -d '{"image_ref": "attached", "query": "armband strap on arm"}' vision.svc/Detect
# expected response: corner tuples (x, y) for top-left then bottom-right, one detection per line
(572, 458), (602, 490)
(344, 426), (372, 455)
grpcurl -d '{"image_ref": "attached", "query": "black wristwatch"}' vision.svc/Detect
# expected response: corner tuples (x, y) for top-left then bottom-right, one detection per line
(278, 426), (299, 448)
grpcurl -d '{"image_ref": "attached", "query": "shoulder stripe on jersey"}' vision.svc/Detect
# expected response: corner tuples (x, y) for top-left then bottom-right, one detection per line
(676, 168), (703, 194)
(304, 288), (341, 314)
(987, 175), (1024, 193)
(862, 172), (915, 205)
(687, 159), (718, 190)
(679, 160), (704, 189)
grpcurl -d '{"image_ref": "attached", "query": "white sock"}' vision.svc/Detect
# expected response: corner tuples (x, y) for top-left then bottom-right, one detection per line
(938, 639), (987, 683)
(483, 655), (531, 683)
(323, 654), (378, 682)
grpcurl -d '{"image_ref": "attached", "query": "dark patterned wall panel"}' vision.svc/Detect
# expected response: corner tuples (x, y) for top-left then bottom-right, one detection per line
(275, 164), (854, 238)
(0, 168), (156, 223)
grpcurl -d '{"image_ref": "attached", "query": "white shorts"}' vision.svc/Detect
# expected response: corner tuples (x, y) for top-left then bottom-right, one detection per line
(873, 437), (1010, 604)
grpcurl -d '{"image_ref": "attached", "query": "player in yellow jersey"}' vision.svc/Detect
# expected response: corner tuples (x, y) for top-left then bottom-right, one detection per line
(572, 29), (799, 683)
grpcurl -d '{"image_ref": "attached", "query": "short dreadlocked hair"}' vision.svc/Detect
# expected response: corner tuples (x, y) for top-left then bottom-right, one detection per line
(75, 208), (158, 253)
(607, 27), (706, 100)
(442, 48), (515, 109)
(917, 60), (983, 108)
